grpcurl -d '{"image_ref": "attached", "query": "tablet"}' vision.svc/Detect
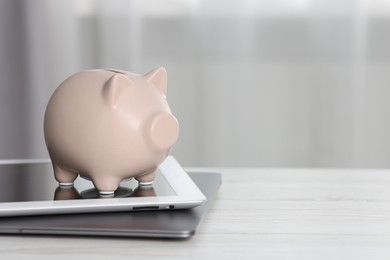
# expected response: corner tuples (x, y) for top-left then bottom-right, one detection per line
(0, 156), (206, 217)
(0, 172), (221, 238)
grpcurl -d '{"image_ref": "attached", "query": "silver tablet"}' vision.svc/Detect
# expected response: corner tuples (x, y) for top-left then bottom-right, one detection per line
(0, 172), (221, 239)
(0, 156), (206, 217)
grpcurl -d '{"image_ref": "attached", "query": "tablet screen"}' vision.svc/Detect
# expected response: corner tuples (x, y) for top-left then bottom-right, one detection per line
(0, 162), (176, 203)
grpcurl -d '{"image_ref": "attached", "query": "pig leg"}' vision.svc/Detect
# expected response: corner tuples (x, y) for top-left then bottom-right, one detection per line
(53, 164), (78, 186)
(92, 177), (121, 196)
(135, 169), (156, 187)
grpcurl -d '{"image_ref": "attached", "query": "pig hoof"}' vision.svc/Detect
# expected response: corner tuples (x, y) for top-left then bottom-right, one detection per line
(139, 181), (153, 187)
(59, 182), (74, 187)
(99, 190), (115, 196)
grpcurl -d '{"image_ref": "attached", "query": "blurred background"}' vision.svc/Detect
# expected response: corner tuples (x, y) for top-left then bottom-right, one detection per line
(1, 0), (390, 167)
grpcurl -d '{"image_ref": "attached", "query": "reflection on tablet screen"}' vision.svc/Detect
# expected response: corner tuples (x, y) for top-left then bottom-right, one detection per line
(0, 163), (176, 203)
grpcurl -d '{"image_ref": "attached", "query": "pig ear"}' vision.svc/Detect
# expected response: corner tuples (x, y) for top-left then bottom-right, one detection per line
(144, 67), (167, 95)
(102, 74), (133, 107)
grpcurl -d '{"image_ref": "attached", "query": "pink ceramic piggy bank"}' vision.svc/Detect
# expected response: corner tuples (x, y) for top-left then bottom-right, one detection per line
(44, 67), (179, 195)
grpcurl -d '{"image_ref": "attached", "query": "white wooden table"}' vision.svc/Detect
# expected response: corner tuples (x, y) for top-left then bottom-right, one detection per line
(1, 167), (390, 259)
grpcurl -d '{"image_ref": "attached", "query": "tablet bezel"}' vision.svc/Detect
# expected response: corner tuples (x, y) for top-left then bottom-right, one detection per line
(0, 156), (206, 217)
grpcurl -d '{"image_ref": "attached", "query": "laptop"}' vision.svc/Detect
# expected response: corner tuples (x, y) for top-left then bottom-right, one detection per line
(0, 171), (221, 238)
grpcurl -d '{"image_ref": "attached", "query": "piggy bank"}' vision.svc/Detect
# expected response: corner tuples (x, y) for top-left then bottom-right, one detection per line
(44, 67), (179, 195)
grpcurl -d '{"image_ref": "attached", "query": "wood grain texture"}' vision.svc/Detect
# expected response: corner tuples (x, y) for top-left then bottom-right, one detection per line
(2, 168), (390, 259)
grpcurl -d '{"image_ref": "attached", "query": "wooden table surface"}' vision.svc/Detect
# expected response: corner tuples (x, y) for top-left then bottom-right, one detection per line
(1, 167), (390, 259)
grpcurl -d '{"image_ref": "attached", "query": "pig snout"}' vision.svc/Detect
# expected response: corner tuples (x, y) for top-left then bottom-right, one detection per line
(148, 113), (179, 150)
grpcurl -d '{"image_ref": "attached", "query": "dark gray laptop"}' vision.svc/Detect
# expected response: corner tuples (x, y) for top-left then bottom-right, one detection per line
(0, 171), (221, 238)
